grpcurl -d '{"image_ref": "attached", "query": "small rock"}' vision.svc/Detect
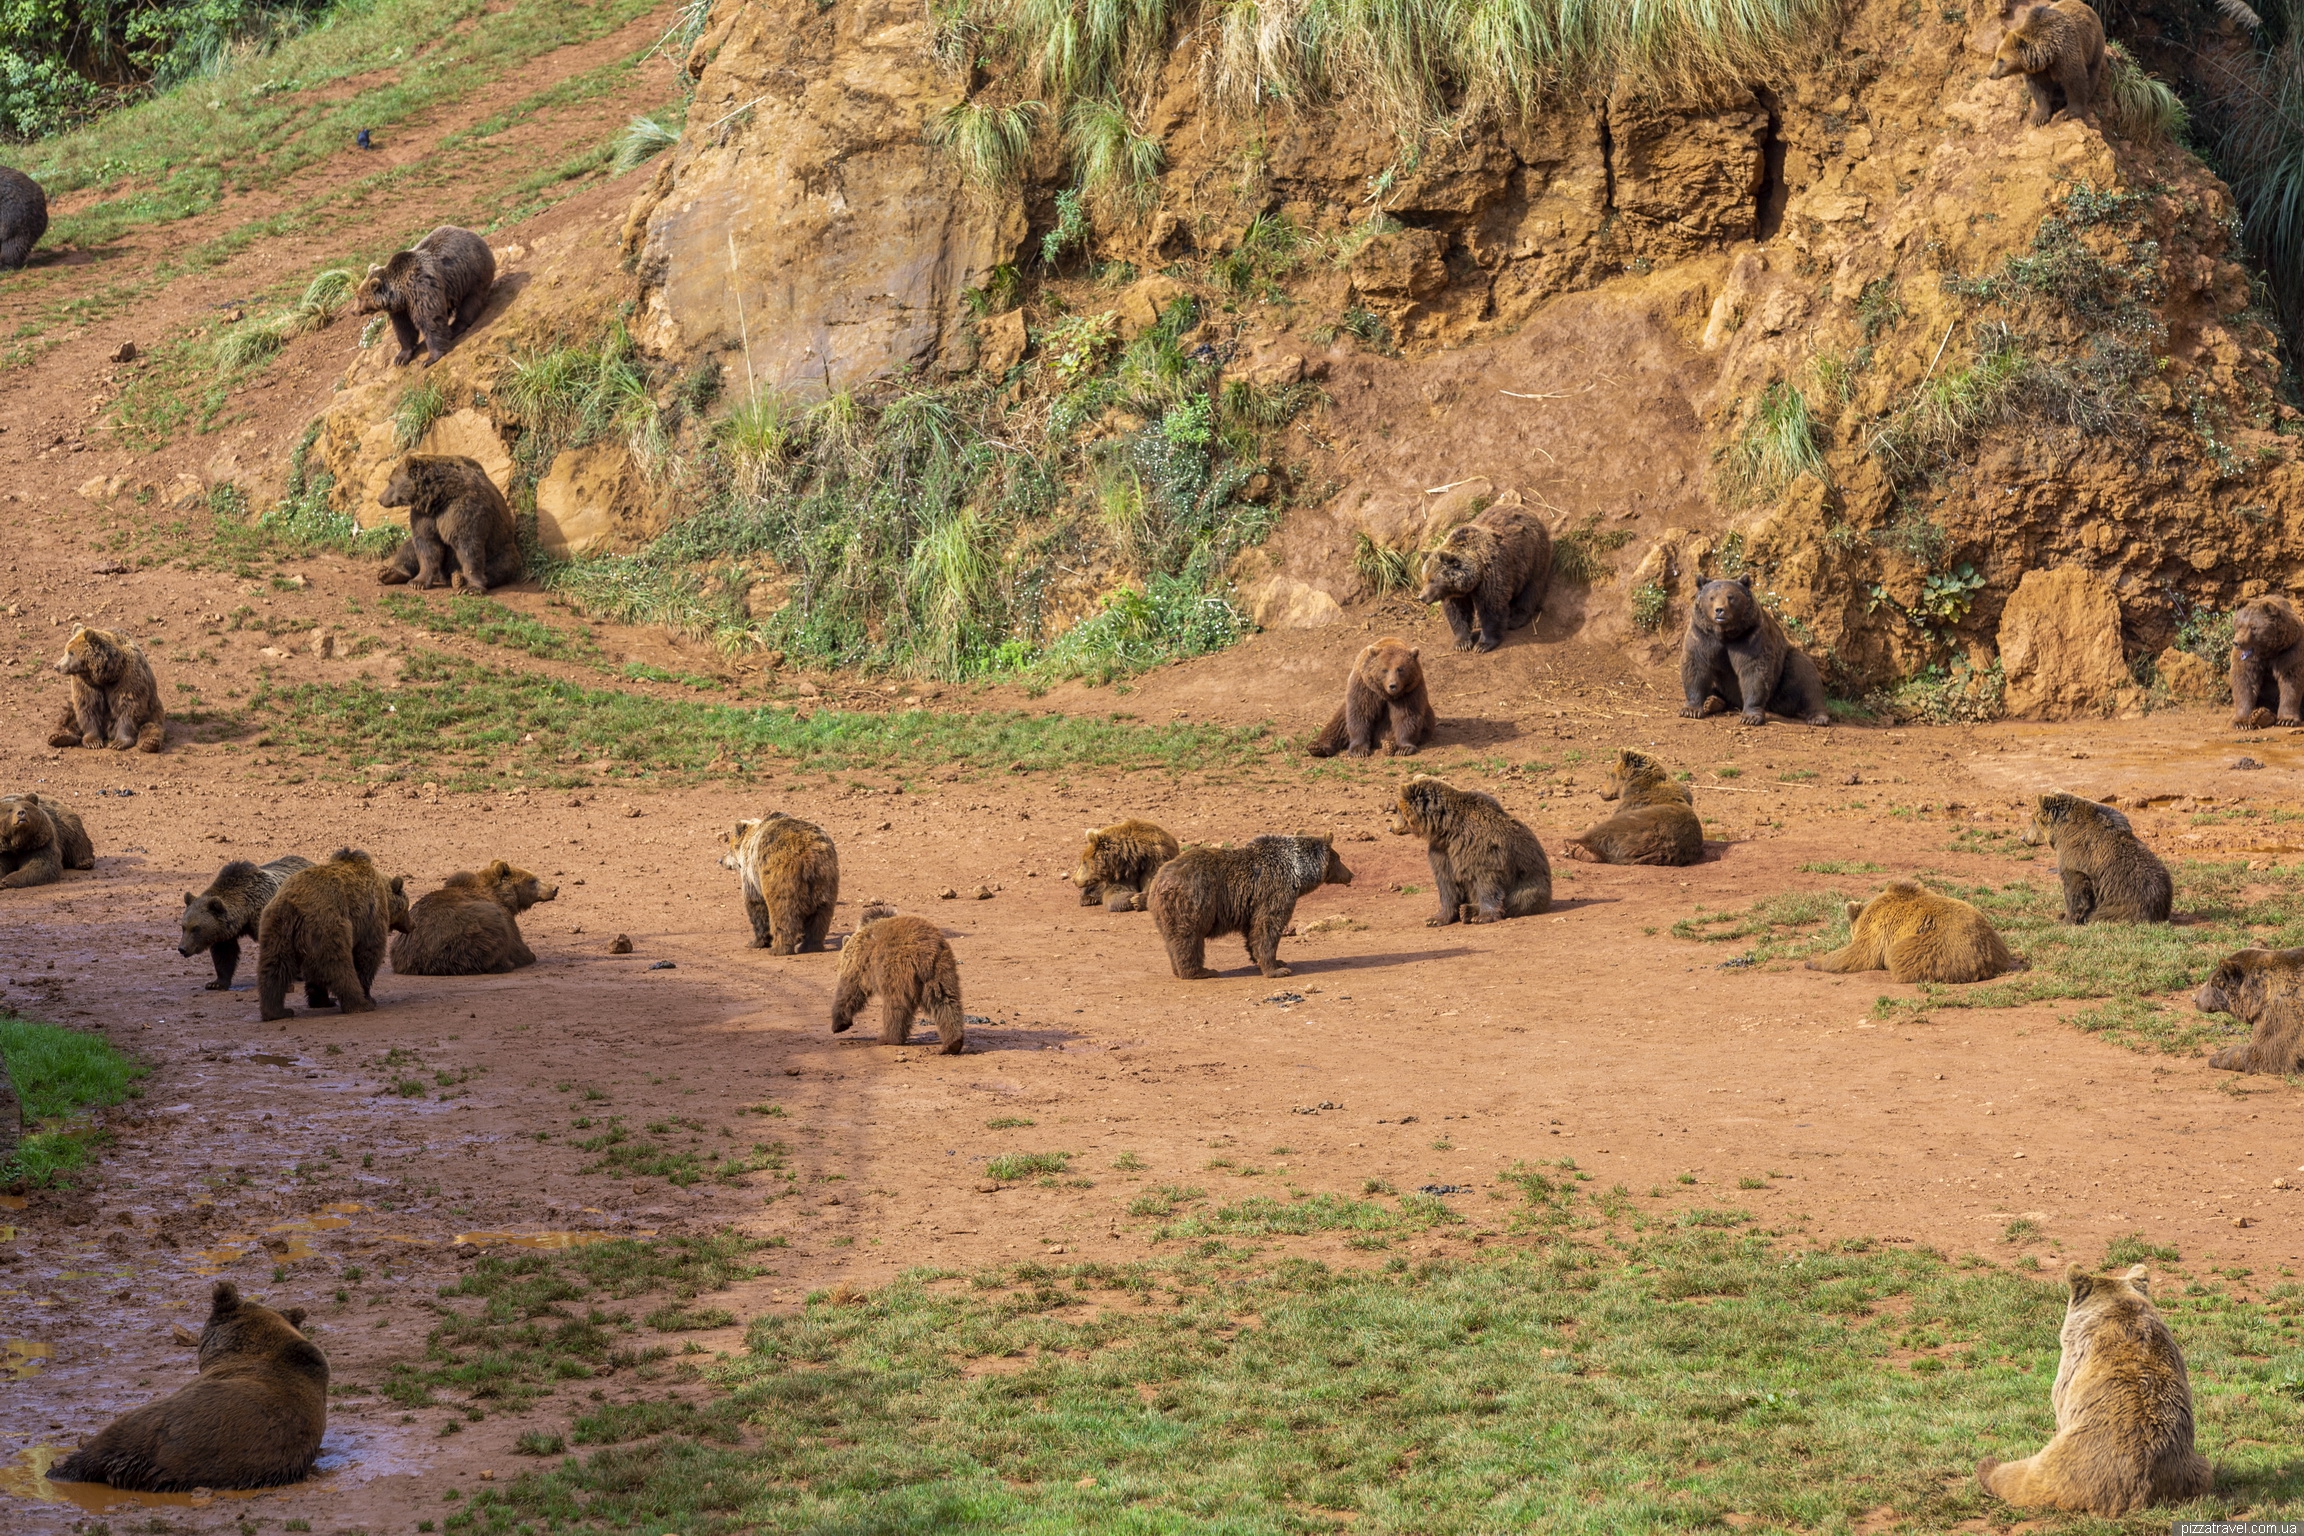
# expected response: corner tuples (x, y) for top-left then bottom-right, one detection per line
(1840, 772), (1860, 785)
(453, 1241), (480, 1259)
(623, 804), (641, 818)
(567, 795), (585, 808)
(2233, 1215), (2254, 1228)
(973, 885), (994, 900)
(608, 934), (633, 954)
(2234, 756), (2265, 771)
(91, 559), (129, 575)
(938, 887), (958, 900)
(309, 630), (334, 659)
(1046, 1244), (1066, 1255)
(648, 960), (676, 971)
(111, 341), (138, 363)
(975, 1179), (999, 1193)
(2274, 1177), (2292, 1190)
(171, 1324), (199, 1347)
(796, 680), (821, 698)
(784, 1067), (802, 1077)
(875, 820), (892, 831)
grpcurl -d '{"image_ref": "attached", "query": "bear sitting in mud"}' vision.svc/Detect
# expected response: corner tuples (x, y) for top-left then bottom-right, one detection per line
(1308, 638), (1435, 758)
(350, 224), (496, 367)
(0, 164), (47, 270)
(1990, 0), (2107, 127)
(181, 855), (313, 989)
(1149, 834), (1352, 979)
(391, 860), (558, 975)
(1804, 879), (2015, 983)
(832, 905), (965, 1052)
(1680, 575), (1831, 727)
(1071, 819), (1180, 912)
(2229, 595), (2304, 729)
(256, 849), (411, 1020)
(52, 1281), (328, 1492)
(1416, 503), (1552, 653)
(1563, 749), (1704, 866)
(48, 624), (166, 752)
(375, 455), (524, 595)
(2022, 792), (2171, 924)
(721, 813), (840, 953)
(1389, 775), (1550, 925)
(2193, 947), (2304, 1076)
(0, 792), (93, 889)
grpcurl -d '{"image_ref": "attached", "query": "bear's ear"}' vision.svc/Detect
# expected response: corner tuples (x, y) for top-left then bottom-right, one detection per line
(487, 859), (512, 878)
(1844, 901), (1865, 923)
(390, 875), (407, 893)
(365, 262), (385, 277)
(2123, 1265), (2150, 1295)
(282, 1306), (309, 1328)
(1737, 573), (1754, 591)
(183, 890), (196, 906)
(2065, 1264), (2092, 1299)
(207, 897), (227, 915)
(211, 1280), (243, 1316)
(1408, 647), (1419, 659)
(1084, 827), (1099, 839)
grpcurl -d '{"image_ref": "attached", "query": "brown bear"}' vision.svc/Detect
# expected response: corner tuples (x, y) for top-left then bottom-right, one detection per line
(1071, 819), (1181, 912)
(1388, 775), (1551, 924)
(180, 855), (314, 990)
(48, 624), (166, 752)
(1563, 749), (1705, 866)
(375, 455), (524, 595)
(0, 165), (46, 270)
(51, 1280), (328, 1492)
(2228, 595), (2304, 728)
(721, 813), (839, 953)
(350, 224), (496, 367)
(1307, 638), (1436, 758)
(0, 792), (93, 889)
(1977, 1265), (2210, 1516)
(256, 849), (411, 1021)
(1990, 0), (2108, 127)
(831, 906), (965, 1052)
(1416, 504), (1553, 653)
(2021, 792), (2172, 924)
(1804, 879), (2015, 983)
(1681, 575), (1831, 727)
(1149, 834), (1353, 979)
(390, 860), (558, 975)
(2193, 947), (2304, 1075)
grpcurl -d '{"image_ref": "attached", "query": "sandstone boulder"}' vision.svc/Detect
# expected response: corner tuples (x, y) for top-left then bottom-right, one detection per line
(1997, 567), (2130, 719)
(1246, 576), (1344, 630)
(977, 310), (1027, 375)
(2156, 647), (2222, 703)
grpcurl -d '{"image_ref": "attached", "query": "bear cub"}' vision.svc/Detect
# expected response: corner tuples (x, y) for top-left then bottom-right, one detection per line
(257, 849), (411, 1020)
(351, 224), (496, 366)
(2022, 792), (2172, 924)
(1308, 638), (1436, 758)
(2229, 596), (2304, 729)
(1563, 749), (1704, 866)
(1, 793), (93, 889)
(1416, 503), (1552, 652)
(832, 906), (965, 1053)
(1071, 819), (1181, 912)
(181, 855), (313, 989)
(1805, 879), (2015, 983)
(1680, 575), (1830, 727)
(722, 813), (840, 953)
(391, 860), (558, 975)
(1389, 775), (1551, 924)
(1149, 834), (1353, 979)
(375, 455), (524, 595)
(49, 624), (166, 752)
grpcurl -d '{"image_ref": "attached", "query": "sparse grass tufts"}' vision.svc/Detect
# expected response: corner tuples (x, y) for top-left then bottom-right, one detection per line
(394, 377), (452, 451)
(1551, 513), (1634, 586)
(931, 98), (1044, 190)
(1354, 532), (1417, 595)
(1719, 381), (1825, 503)
(499, 323), (664, 477)
(1065, 96), (1163, 207)
(2101, 43), (2187, 143)
(986, 1151), (1071, 1181)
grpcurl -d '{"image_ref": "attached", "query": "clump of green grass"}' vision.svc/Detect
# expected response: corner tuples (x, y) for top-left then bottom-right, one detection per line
(1720, 380), (1826, 503)
(499, 323), (666, 477)
(986, 1151), (1071, 1181)
(985, 1116), (1036, 1130)
(1869, 325), (2029, 479)
(1672, 889), (1850, 964)
(1628, 581), (1670, 632)
(1065, 96), (1162, 207)
(930, 98), (1043, 190)
(1551, 513), (1635, 586)
(2101, 42), (2188, 143)
(376, 593), (604, 665)
(0, 1014), (146, 1185)
(575, 1120), (786, 1188)
(394, 377), (453, 451)
(1354, 532), (1417, 595)
(611, 114), (681, 175)
(213, 267), (357, 373)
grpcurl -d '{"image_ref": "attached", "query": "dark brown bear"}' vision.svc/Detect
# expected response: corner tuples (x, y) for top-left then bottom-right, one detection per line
(2022, 793), (2172, 924)
(0, 164), (47, 270)
(1990, 0), (2107, 127)
(51, 1281), (326, 1492)
(180, 855), (313, 990)
(1072, 819), (1181, 912)
(1681, 575), (1831, 727)
(721, 813), (840, 953)
(375, 455), (523, 594)
(49, 624), (166, 752)
(2195, 948), (2304, 1076)
(1, 792), (93, 889)
(1416, 504), (1552, 652)
(390, 860), (558, 975)
(2229, 596), (2304, 729)
(1563, 749), (1704, 866)
(256, 849), (411, 1021)
(350, 224), (496, 366)
(1149, 834), (1353, 980)
(832, 907), (965, 1052)
(1389, 775), (1551, 925)
(1307, 638), (1436, 758)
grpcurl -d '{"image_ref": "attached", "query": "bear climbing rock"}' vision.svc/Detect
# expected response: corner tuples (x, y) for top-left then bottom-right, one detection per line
(1388, 775), (1551, 925)
(350, 224), (496, 366)
(721, 813), (840, 953)
(180, 855), (313, 990)
(1307, 638), (1436, 758)
(1805, 879), (2015, 983)
(1990, 0), (2107, 127)
(0, 793), (93, 889)
(1416, 504), (1552, 653)
(1977, 1265), (2210, 1516)
(2229, 596), (2304, 728)
(0, 165), (47, 270)
(2194, 947), (2304, 1076)
(375, 455), (524, 595)
(49, 625), (166, 752)
(390, 860), (558, 975)
(51, 1280), (328, 1492)
(1071, 819), (1181, 912)
(255, 849), (410, 1021)
(2022, 792), (2172, 924)
(831, 906), (965, 1052)
(1680, 575), (1831, 727)
(1149, 834), (1353, 980)
(1564, 749), (1704, 866)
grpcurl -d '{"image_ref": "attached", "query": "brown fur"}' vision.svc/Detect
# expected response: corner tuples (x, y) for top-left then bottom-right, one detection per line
(390, 860), (557, 976)
(1307, 638), (1436, 758)
(1680, 576), (1830, 727)
(1990, 0), (2108, 126)
(256, 849), (411, 1020)
(0, 164), (47, 270)
(2229, 596), (2304, 728)
(52, 1281), (327, 1492)
(1804, 878), (2015, 983)
(0, 792), (93, 889)
(375, 455), (523, 594)
(1071, 819), (1181, 912)
(1977, 1265), (2210, 1516)
(2194, 947), (2304, 1075)
(1149, 834), (1353, 979)
(1388, 775), (1551, 925)
(180, 855), (313, 990)
(1564, 749), (1704, 866)
(1415, 505), (1553, 652)
(721, 813), (839, 953)
(2022, 792), (2172, 924)
(48, 625), (166, 752)
(350, 224), (496, 366)
(831, 909), (965, 1052)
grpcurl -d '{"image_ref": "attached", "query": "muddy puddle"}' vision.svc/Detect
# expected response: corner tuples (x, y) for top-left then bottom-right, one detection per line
(1, 1424), (421, 1512)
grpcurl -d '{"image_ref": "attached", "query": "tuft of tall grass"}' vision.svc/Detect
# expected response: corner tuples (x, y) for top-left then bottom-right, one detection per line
(1868, 326), (2027, 480)
(498, 324), (665, 475)
(2101, 42), (2188, 143)
(213, 265), (357, 375)
(1719, 380), (1826, 504)
(394, 377), (452, 451)
(930, 98), (1044, 189)
(1065, 95), (1165, 206)
(612, 115), (681, 174)
(1354, 531), (1417, 594)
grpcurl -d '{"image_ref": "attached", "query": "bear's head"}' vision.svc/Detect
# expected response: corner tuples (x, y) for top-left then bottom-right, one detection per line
(1388, 775), (1455, 838)
(180, 867), (252, 955)
(1361, 638), (1423, 700)
(472, 858), (557, 912)
(0, 795), (50, 854)
(1415, 528), (1489, 604)
(1071, 829), (1117, 901)
(721, 819), (764, 872)
(2064, 1262), (2155, 1314)
(54, 625), (130, 687)
(856, 903), (898, 925)
(2193, 947), (2304, 1020)
(198, 1280), (329, 1382)
(1602, 749), (1682, 803)
(1989, 3), (2058, 78)
(2021, 790), (2128, 848)
(379, 461), (420, 510)
(350, 265), (392, 316)
(1691, 576), (1761, 638)
(2233, 597), (2301, 662)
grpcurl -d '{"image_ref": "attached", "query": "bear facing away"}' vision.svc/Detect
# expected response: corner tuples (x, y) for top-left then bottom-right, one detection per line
(1308, 638), (1435, 758)
(721, 813), (840, 953)
(256, 849), (411, 1020)
(1563, 749), (1704, 866)
(1977, 1265), (2209, 1516)
(391, 860), (558, 975)
(2194, 947), (2304, 1075)
(1, 793), (93, 889)
(832, 906), (965, 1052)
(1389, 775), (1550, 924)
(49, 624), (166, 752)
(1990, 0), (2107, 127)
(52, 1281), (327, 1492)
(2229, 596), (2304, 728)
(181, 855), (313, 989)
(375, 455), (524, 594)
(1681, 575), (1830, 727)
(351, 224), (496, 366)
(1149, 835), (1353, 979)
(2022, 792), (2172, 924)
(1805, 878), (2015, 983)
(1416, 504), (1552, 653)
(0, 164), (47, 270)
(1072, 819), (1181, 912)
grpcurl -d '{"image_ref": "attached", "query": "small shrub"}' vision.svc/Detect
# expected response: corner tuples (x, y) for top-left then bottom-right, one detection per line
(514, 1431), (566, 1455)
(1629, 581), (1670, 632)
(2101, 43), (2187, 143)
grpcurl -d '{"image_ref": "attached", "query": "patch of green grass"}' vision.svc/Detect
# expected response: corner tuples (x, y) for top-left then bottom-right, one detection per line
(1719, 380), (1827, 503)
(1797, 860), (1882, 875)
(985, 1116), (1036, 1130)
(645, 1304), (738, 1332)
(377, 594), (605, 665)
(575, 1121), (787, 1189)
(0, 1014), (146, 1186)
(986, 1151), (1071, 1181)
(1671, 889), (1851, 965)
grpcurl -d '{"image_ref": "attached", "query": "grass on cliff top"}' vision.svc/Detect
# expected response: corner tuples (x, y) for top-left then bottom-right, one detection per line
(0, 1014), (146, 1187)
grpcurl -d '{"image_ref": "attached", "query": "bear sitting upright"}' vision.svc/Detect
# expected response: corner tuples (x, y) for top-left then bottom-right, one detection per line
(2229, 595), (2304, 729)
(1071, 819), (1181, 912)
(1416, 504), (1552, 653)
(1149, 834), (1353, 979)
(1307, 638), (1436, 758)
(0, 792), (93, 889)
(375, 455), (524, 595)
(1680, 575), (1830, 727)
(49, 624), (166, 752)
(180, 855), (313, 989)
(390, 860), (558, 975)
(1388, 775), (1551, 924)
(2022, 792), (2171, 924)
(350, 224), (496, 367)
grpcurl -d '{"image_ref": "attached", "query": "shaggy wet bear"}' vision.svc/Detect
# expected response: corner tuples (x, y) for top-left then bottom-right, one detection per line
(1149, 835), (1353, 979)
(831, 906), (965, 1052)
(1416, 504), (1552, 652)
(721, 813), (840, 952)
(1680, 575), (1830, 726)
(350, 224), (496, 366)
(180, 855), (313, 989)
(391, 860), (558, 975)
(2022, 792), (2171, 924)
(256, 849), (411, 1020)
(374, 455), (524, 594)
(1071, 819), (1180, 912)
(1388, 775), (1551, 924)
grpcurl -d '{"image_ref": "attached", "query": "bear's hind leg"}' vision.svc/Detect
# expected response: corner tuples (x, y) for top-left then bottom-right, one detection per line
(1167, 926), (1214, 981)
(2278, 665), (2304, 727)
(448, 525), (495, 595)
(1507, 570), (1543, 629)
(879, 985), (918, 1046)
(801, 901), (835, 954)
(47, 701), (82, 749)
(923, 955), (966, 1053)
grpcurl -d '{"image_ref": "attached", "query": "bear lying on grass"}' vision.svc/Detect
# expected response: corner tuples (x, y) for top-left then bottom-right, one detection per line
(1804, 879), (2014, 983)
(2194, 947), (2304, 1076)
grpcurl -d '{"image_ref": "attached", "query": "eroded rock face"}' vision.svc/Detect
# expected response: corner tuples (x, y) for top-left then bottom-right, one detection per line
(1998, 567), (2131, 719)
(535, 445), (659, 557)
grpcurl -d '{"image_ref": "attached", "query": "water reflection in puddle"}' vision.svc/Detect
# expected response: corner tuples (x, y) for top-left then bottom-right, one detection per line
(453, 1230), (619, 1251)
(2, 1341), (50, 1381)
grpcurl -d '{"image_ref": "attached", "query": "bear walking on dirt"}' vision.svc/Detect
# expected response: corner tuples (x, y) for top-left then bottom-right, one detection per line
(2022, 792), (2172, 924)
(2228, 596), (2304, 729)
(1804, 879), (2015, 983)
(350, 224), (496, 367)
(721, 813), (840, 953)
(1, 793), (93, 889)
(1564, 749), (1704, 866)
(831, 905), (966, 1052)
(1071, 819), (1180, 912)
(0, 165), (47, 270)
(375, 455), (524, 594)
(1680, 575), (1831, 727)
(1990, 0), (2107, 127)
(48, 625), (166, 752)
(1389, 775), (1551, 924)
(180, 855), (313, 990)
(1149, 834), (1353, 979)
(2193, 947), (2304, 1075)
(390, 860), (558, 975)
(256, 849), (411, 1020)
(1416, 504), (1552, 653)
(1307, 638), (1436, 758)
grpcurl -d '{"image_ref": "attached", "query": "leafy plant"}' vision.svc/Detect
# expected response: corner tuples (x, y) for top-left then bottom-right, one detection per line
(1040, 185), (1091, 266)
(1629, 581), (1670, 632)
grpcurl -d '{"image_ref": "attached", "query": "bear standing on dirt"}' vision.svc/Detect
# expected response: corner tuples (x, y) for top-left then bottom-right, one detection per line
(350, 224), (496, 367)
(721, 813), (840, 953)
(1, 793), (93, 889)
(1805, 879), (2014, 983)
(831, 905), (966, 1053)
(390, 860), (558, 975)
(1563, 748), (1705, 866)
(0, 165), (47, 270)
(1071, 819), (1180, 912)
(1149, 834), (1353, 979)
(1680, 575), (1831, 727)
(2022, 792), (2172, 924)
(256, 849), (411, 1021)
(180, 855), (313, 990)
(1990, 0), (2107, 127)
(375, 455), (524, 594)
(1307, 638), (1436, 758)
(2193, 947), (2304, 1075)
(2229, 595), (2304, 728)
(1389, 775), (1551, 924)
(48, 625), (166, 752)
(53, 1281), (327, 1492)
(1416, 504), (1552, 653)
(1977, 1265), (2209, 1516)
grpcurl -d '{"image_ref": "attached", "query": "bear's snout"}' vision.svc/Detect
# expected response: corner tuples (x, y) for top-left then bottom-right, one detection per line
(2194, 980), (2231, 1014)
